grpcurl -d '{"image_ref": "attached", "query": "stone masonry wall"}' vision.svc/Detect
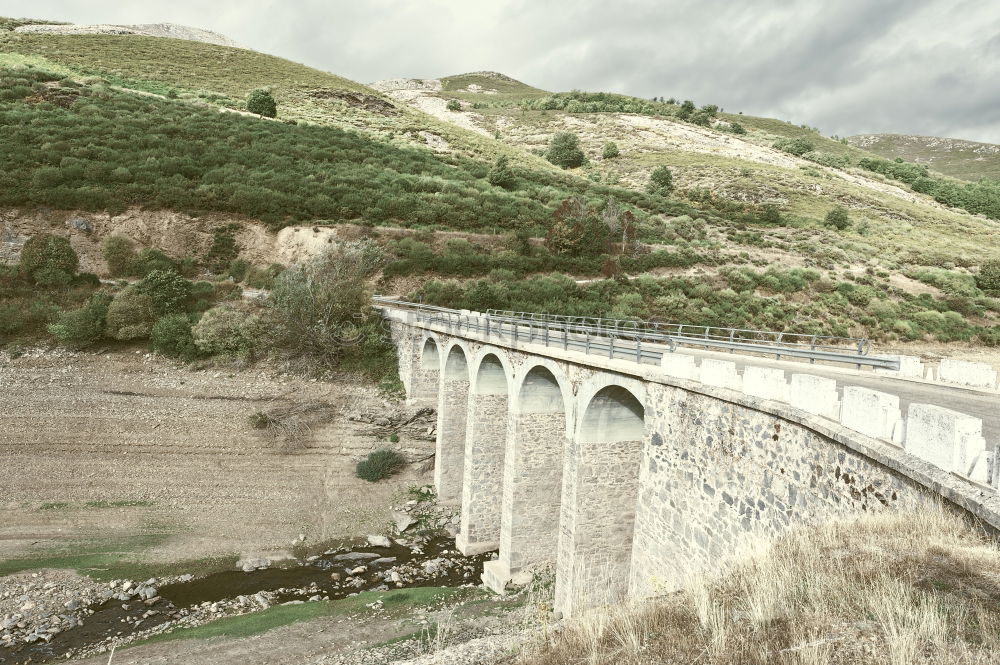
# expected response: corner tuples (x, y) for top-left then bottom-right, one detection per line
(458, 393), (509, 552)
(555, 436), (643, 617)
(499, 412), (566, 573)
(629, 383), (931, 599)
(434, 377), (469, 503)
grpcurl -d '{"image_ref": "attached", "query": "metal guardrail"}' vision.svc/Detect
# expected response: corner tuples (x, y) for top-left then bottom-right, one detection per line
(373, 297), (900, 371)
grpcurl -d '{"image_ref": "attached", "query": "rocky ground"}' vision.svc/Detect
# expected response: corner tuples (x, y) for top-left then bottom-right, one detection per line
(0, 347), (437, 565)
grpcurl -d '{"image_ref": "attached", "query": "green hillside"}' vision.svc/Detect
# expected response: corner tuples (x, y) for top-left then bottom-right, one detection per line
(847, 133), (1000, 182)
(1, 22), (999, 355)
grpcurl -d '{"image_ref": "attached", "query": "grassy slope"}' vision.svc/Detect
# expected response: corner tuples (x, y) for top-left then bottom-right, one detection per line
(441, 71), (546, 94)
(847, 133), (1000, 182)
(523, 508), (1000, 665)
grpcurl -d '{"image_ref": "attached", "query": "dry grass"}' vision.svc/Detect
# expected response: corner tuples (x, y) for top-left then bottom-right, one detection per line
(519, 508), (1000, 665)
(249, 399), (334, 453)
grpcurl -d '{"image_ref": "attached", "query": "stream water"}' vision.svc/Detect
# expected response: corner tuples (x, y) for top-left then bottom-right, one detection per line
(0, 537), (492, 664)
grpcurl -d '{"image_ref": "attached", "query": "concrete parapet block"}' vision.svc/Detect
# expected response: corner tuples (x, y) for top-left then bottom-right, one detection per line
(789, 374), (840, 420)
(660, 352), (696, 380)
(840, 386), (902, 442)
(482, 559), (512, 595)
(875, 355), (924, 379)
(938, 358), (998, 390)
(904, 403), (987, 480)
(743, 366), (789, 402)
(699, 359), (741, 391)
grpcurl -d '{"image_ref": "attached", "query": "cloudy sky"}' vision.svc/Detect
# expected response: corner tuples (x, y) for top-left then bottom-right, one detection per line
(7, 0), (1000, 142)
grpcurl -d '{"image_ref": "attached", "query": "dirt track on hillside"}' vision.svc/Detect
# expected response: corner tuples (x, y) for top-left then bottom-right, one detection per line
(0, 350), (436, 565)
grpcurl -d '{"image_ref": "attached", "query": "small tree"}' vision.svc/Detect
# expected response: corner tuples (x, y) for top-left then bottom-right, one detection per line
(106, 286), (156, 340)
(487, 155), (516, 189)
(246, 88), (277, 118)
(976, 259), (1000, 292)
(19, 234), (79, 286)
(647, 166), (674, 196)
(101, 235), (136, 277)
(446, 99), (461, 111)
(546, 132), (586, 169)
(544, 197), (608, 257)
(48, 293), (111, 349)
(602, 142), (620, 159)
(825, 205), (850, 230)
(137, 269), (192, 316)
(677, 100), (696, 120)
(151, 313), (199, 360)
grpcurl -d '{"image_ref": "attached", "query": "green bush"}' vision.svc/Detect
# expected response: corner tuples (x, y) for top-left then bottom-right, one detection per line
(137, 269), (192, 316)
(825, 206), (850, 230)
(978, 259), (1000, 292)
(205, 227), (240, 273)
(228, 259), (251, 282)
(192, 304), (258, 358)
(131, 248), (177, 277)
(101, 234), (135, 277)
(19, 234), (79, 286)
(48, 292), (111, 348)
(151, 313), (199, 360)
(446, 99), (461, 111)
(106, 286), (156, 340)
(355, 448), (407, 482)
(772, 137), (814, 156)
(246, 88), (277, 118)
(647, 166), (674, 196)
(0, 303), (24, 337)
(546, 132), (586, 169)
(602, 142), (620, 159)
(486, 155), (516, 190)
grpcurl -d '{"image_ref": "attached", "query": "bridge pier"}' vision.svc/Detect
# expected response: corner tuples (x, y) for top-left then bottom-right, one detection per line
(435, 345), (470, 503)
(485, 365), (569, 593)
(554, 382), (645, 618)
(457, 353), (509, 555)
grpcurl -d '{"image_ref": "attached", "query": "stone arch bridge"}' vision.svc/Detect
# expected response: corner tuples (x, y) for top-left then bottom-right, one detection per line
(375, 298), (1000, 618)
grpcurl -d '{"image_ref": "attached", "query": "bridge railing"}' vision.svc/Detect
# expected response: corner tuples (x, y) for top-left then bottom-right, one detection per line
(372, 297), (900, 371)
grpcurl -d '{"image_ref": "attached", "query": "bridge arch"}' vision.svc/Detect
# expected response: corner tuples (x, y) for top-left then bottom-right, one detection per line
(556, 374), (647, 617)
(457, 347), (514, 555)
(435, 342), (473, 503)
(488, 361), (574, 591)
(420, 336), (440, 369)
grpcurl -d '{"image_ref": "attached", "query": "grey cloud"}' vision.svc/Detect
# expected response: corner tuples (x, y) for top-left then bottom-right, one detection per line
(8, 0), (1000, 141)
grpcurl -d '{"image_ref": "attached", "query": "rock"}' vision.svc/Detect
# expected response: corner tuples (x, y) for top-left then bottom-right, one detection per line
(367, 535), (392, 548)
(350, 566), (367, 575)
(63, 599), (80, 611)
(330, 573), (342, 582)
(392, 511), (417, 532)
(373, 557), (397, 565)
(511, 570), (534, 587)
(67, 217), (92, 232)
(178, 574), (194, 582)
(332, 552), (380, 561)
(252, 592), (271, 610)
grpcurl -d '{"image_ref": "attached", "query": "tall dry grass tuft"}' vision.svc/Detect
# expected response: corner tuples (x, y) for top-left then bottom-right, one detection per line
(518, 506), (1000, 665)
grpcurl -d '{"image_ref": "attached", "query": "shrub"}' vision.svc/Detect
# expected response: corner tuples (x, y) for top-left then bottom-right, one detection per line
(246, 88), (277, 118)
(137, 269), (192, 316)
(446, 99), (461, 111)
(48, 292), (111, 348)
(355, 448), (406, 482)
(228, 259), (251, 282)
(487, 155), (516, 190)
(977, 259), (1000, 292)
(825, 205), (850, 230)
(264, 241), (384, 363)
(647, 166), (674, 196)
(105, 285), (156, 340)
(773, 137), (814, 156)
(546, 132), (586, 169)
(101, 234), (135, 277)
(602, 142), (620, 159)
(131, 248), (177, 277)
(192, 304), (258, 358)
(151, 313), (199, 360)
(19, 234), (78, 286)
(726, 122), (747, 135)
(205, 227), (240, 273)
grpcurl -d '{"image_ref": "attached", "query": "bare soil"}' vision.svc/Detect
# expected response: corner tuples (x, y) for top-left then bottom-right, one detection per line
(0, 349), (436, 565)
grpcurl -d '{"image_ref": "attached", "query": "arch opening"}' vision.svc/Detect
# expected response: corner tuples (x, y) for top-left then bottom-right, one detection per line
(518, 366), (565, 415)
(444, 346), (468, 380)
(580, 386), (644, 443)
(421, 338), (440, 369)
(475, 354), (509, 395)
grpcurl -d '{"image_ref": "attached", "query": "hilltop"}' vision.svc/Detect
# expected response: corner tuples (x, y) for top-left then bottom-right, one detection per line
(11, 21), (240, 47)
(848, 133), (1000, 182)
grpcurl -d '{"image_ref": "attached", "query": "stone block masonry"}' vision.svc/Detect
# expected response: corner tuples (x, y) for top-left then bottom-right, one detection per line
(435, 373), (469, 503)
(700, 359), (741, 390)
(457, 394), (508, 554)
(743, 366), (789, 402)
(790, 373), (840, 420)
(938, 359), (999, 390)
